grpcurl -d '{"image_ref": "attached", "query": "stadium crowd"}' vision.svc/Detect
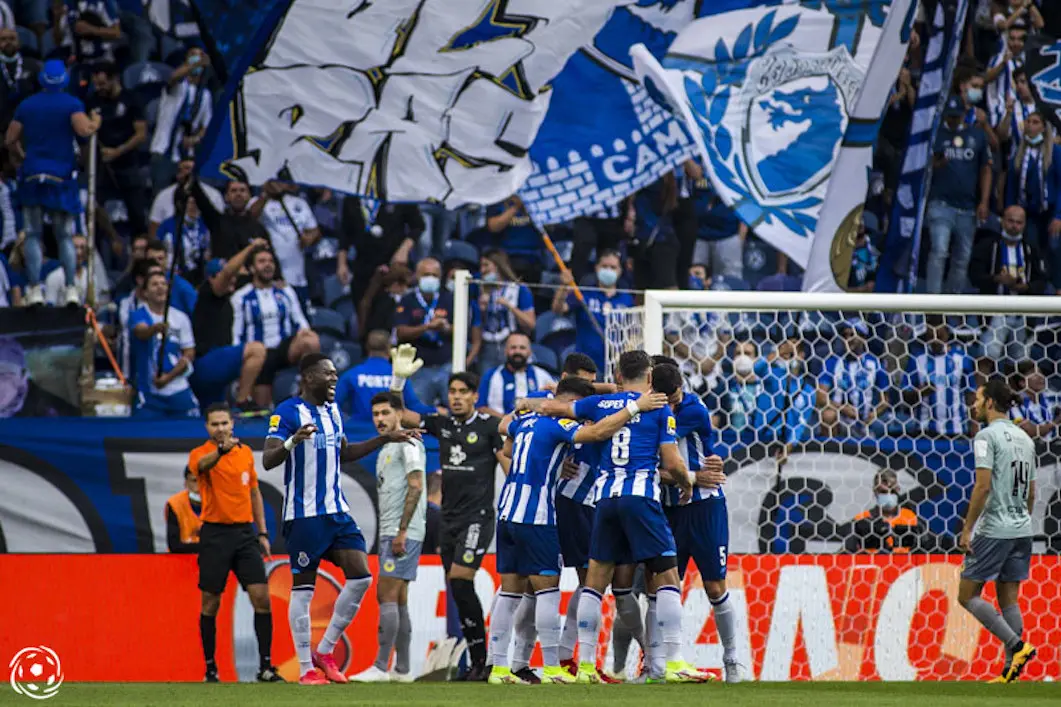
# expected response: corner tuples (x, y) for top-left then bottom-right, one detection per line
(0, 0), (1057, 434)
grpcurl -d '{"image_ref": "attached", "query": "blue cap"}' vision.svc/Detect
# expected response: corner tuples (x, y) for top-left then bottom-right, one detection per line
(39, 59), (69, 91)
(205, 258), (226, 278)
(943, 95), (964, 117)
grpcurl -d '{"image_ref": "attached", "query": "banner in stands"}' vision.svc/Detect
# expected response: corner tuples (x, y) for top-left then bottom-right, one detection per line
(0, 554), (1057, 682)
(1, 418), (1059, 554)
(631, 0), (916, 290)
(0, 308), (82, 419)
(1027, 32), (1061, 135)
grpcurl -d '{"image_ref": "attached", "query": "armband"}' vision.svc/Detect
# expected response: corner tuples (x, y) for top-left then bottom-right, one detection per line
(625, 399), (641, 417)
(283, 436), (296, 452)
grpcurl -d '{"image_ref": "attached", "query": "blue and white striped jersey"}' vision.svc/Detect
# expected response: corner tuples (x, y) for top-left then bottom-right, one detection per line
(901, 347), (975, 436)
(525, 389), (600, 506)
(662, 392), (722, 506)
(267, 397), (350, 521)
(478, 364), (555, 414)
(498, 412), (580, 525)
(1011, 391), (1061, 441)
(821, 353), (890, 421)
(231, 283), (309, 349)
(573, 392), (676, 502)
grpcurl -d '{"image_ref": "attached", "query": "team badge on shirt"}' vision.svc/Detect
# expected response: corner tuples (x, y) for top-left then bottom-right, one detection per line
(462, 550), (475, 564)
(268, 415), (280, 433)
(297, 552), (310, 567)
(383, 559), (396, 572)
(466, 432), (479, 444)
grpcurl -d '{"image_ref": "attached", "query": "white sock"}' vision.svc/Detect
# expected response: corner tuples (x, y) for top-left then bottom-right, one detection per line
(646, 594), (664, 677)
(613, 588), (646, 650)
(559, 587), (581, 662)
(656, 586), (683, 663)
(288, 585), (314, 675)
(711, 592), (739, 664)
(489, 592), (522, 668)
(535, 587), (562, 667)
(318, 576), (371, 655)
(576, 588), (603, 667)
(511, 593), (537, 672)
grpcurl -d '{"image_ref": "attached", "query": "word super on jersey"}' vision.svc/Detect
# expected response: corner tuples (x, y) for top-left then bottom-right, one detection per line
(268, 397), (349, 521)
(573, 391), (676, 502)
(526, 389), (599, 507)
(499, 412), (581, 525)
(663, 392), (722, 506)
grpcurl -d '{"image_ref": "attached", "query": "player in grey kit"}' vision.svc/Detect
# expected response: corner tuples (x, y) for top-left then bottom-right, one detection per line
(958, 377), (1037, 683)
(349, 392), (427, 683)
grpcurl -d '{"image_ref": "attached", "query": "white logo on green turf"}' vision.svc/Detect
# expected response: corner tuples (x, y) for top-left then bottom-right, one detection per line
(9, 645), (63, 700)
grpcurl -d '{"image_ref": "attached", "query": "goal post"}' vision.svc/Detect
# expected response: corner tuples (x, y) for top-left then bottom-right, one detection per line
(607, 290), (1061, 681)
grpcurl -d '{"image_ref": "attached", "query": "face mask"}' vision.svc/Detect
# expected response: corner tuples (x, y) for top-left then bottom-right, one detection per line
(788, 358), (803, 375)
(597, 268), (619, 287)
(445, 279), (455, 292)
(419, 275), (440, 295)
(876, 493), (898, 509)
(965, 88), (983, 104)
(734, 354), (754, 376)
(482, 271), (499, 283)
(1003, 230), (1023, 243)
(0, 53), (17, 64)
(688, 274), (705, 290)
(188, 491), (202, 503)
(1027, 133), (1044, 146)
(507, 354), (528, 370)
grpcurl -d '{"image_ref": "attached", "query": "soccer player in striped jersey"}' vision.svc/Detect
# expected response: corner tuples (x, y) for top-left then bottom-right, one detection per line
(231, 246), (320, 405)
(510, 353), (622, 683)
(529, 351), (695, 683)
(653, 356), (741, 682)
(263, 353), (419, 685)
(488, 376), (668, 685)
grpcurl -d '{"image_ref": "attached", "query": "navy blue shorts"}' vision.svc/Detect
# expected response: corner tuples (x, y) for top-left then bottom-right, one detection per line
(282, 512), (366, 575)
(556, 495), (594, 569)
(190, 345), (244, 405)
(496, 520), (561, 577)
(665, 498), (729, 582)
(590, 495), (676, 565)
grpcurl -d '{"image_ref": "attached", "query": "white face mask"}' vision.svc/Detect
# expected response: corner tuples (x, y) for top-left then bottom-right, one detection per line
(876, 493), (898, 509)
(418, 275), (440, 294)
(188, 491), (202, 503)
(734, 354), (754, 376)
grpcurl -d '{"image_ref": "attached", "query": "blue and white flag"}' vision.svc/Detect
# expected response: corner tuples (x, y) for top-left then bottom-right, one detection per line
(631, 0), (916, 291)
(144, 0), (200, 38)
(877, 0), (969, 293)
(188, 0), (715, 225)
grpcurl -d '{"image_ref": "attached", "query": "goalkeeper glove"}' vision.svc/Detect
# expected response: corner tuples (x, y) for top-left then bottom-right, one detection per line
(390, 344), (424, 392)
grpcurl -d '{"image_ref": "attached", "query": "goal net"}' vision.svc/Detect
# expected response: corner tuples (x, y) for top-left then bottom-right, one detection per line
(604, 290), (1061, 681)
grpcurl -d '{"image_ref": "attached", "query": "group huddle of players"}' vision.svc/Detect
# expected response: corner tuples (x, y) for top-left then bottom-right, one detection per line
(263, 344), (1039, 686)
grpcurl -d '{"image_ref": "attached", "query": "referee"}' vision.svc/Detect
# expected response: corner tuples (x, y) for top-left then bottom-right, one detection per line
(390, 345), (506, 681)
(187, 402), (284, 684)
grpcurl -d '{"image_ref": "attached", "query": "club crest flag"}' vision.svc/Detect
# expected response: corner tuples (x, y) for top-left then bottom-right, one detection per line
(631, 0), (916, 291)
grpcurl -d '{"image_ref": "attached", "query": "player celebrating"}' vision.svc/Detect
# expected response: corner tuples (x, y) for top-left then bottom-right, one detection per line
(528, 351), (696, 683)
(263, 353), (419, 685)
(349, 392), (428, 683)
(652, 357), (739, 682)
(958, 377), (1037, 683)
(489, 377), (669, 685)
(389, 344), (505, 681)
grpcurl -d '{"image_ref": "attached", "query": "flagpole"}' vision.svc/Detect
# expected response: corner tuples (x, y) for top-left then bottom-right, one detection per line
(156, 187), (188, 372)
(536, 225), (608, 343)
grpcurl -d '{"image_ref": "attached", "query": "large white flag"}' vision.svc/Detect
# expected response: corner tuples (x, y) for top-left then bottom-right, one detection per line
(631, 1), (916, 291)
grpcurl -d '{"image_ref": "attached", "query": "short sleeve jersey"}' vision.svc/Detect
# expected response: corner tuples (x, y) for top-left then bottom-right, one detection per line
(973, 418), (1036, 539)
(572, 391), (676, 502)
(187, 441), (258, 524)
(420, 411), (503, 522)
(498, 413), (580, 525)
(376, 438), (427, 541)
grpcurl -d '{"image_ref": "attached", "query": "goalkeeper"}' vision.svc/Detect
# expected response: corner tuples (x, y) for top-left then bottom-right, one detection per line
(389, 343), (506, 682)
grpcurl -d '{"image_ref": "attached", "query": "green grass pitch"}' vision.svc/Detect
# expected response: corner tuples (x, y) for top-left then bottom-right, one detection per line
(37, 681), (1061, 706)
